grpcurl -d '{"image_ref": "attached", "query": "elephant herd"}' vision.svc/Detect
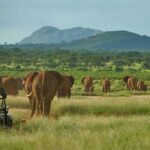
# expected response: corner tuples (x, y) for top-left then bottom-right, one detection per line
(0, 71), (74, 118)
(82, 77), (111, 93)
(0, 72), (148, 118)
(82, 76), (147, 93)
(123, 76), (147, 91)
(22, 71), (76, 117)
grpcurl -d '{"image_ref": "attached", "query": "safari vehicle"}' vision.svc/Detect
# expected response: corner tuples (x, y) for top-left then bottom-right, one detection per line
(0, 87), (13, 128)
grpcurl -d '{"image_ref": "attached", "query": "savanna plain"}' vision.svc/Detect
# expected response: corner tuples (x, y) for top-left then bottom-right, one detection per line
(0, 50), (150, 150)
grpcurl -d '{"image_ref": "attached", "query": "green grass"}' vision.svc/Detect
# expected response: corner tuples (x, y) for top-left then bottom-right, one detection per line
(0, 95), (149, 150)
(0, 115), (150, 150)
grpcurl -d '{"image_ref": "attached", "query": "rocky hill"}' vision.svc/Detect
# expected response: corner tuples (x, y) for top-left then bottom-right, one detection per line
(19, 26), (103, 44)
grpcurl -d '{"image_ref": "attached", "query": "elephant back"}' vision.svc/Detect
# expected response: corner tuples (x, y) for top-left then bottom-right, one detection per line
(82, 77), (93, 85)
(48, 71), (63, 85)
(127, 77), (138, 90)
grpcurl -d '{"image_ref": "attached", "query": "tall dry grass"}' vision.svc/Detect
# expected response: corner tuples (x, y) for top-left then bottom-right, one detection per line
(0, 95), (149, 150)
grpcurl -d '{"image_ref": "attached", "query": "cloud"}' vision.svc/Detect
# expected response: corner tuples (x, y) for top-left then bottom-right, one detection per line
(0, 0), (150, 43)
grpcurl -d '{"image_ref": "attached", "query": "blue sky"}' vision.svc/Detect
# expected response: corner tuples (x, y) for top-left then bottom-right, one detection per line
(0, 0), (150, 44)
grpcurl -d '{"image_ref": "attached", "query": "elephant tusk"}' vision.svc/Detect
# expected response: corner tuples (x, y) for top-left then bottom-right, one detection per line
(27, 92), (32, 97)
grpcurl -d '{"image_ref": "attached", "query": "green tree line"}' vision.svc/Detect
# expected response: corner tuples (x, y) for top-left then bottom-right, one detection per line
(0, 48), (150, 71)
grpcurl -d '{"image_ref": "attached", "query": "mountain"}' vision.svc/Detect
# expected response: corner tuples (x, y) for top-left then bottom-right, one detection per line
(19, 26), (103, 44)
(59, 31), (150, 51)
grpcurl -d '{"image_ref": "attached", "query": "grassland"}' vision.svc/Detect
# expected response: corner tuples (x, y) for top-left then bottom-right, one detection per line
(0, 94), (150, 150)
(1, 46), (150, 149)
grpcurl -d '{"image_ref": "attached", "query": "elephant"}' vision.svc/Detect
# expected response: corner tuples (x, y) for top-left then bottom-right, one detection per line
(123, 76), (133, 90)
(16, 77), (24, 90)
(31, 71), (63, 117)
(23, 71), (63, 118)
(137, 81), (147, 92)
(81, 76), (93, 93)
(57, 75), (74, 98)
(127, 77), (138, 90)
(2, 76), (19, 95)
(102, 79), (111, 93)
(22, 72), (39, 111)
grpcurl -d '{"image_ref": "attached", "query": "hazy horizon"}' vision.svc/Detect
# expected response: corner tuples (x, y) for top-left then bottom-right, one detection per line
(1, 0), (150, 44)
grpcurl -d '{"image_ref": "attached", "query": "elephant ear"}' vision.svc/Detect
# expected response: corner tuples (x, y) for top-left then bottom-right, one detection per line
(81, 77), (85, 84)
(69, 76), (74, 87)
(30, 72), (39, 82)
(23, 72), (39, 83)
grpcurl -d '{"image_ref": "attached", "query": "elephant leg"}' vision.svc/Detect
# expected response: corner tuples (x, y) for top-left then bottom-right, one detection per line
(43, 98), (51, 117)
(104, 87), (106, 92)
(108, 86), (110, 92)
(34, 90), (42, 116)
(84, 86), (87, 92)
(87, 86), (90, 93)
(102, 86), (104, 92)
(40, 100), (43, 114)
(43, 90), (56, 117)
(28, 96), (32, 109)
(63, 89), (67, 97)
(36, 102), (40, 116)
(57, 88), (62, 98)
(30, 97), (36, 118)
(59, 88), (63, 97)
(127, 84), (130, 90)
(67, 89), (71, 98)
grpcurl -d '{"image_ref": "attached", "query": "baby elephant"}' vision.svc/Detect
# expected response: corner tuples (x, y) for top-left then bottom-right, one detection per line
(102, 79), (111, 93)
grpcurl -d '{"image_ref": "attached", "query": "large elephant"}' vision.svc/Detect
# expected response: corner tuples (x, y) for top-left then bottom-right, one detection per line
(137, 81), (147, 92)
(2, 76), (19, 95)
(23, 71), (63, 118)
(57, 75), (74, 98)
(102, 79), (111, 93)
(127, 77), (138, 90)
(81, 76), (93, 93)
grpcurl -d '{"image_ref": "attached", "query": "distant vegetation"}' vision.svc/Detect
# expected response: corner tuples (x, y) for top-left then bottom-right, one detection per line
(0, 48), (150, 73)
